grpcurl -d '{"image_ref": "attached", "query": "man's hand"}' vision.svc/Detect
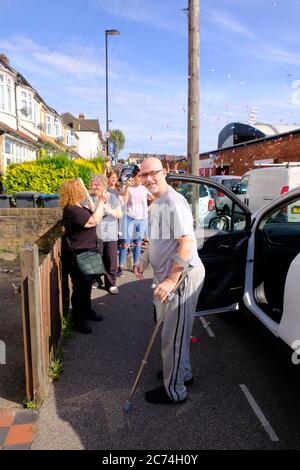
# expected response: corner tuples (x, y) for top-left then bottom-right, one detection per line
(134, 260), (145, 280)
(153, 278), (176, 303)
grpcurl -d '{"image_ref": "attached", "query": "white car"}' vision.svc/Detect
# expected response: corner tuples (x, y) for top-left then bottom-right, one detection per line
(172, 181), (217, 228)
(167, 173), (300, 354)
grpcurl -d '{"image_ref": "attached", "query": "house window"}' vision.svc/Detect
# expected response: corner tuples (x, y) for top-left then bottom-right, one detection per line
(0, 74), (14, 112)
(54, 117), (60, 137)
(4, 138), (11, 154)
(20, 90), (33, 119)
(67, 130), (73, 146)
(6, 77), (12, 112)
(33, 101), (38, 126)
(0, 74), (5, 110)
(46, 115), (53, 135)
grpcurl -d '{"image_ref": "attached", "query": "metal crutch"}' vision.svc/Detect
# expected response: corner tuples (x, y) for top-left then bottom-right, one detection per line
(123, 269), (190, 412)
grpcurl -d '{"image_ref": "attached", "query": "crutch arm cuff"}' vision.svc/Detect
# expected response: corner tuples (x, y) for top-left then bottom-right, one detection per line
(173, 254), (190, 269)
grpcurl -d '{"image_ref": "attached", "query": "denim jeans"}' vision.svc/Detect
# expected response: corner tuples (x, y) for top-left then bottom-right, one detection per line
(119, 215), (148, 266)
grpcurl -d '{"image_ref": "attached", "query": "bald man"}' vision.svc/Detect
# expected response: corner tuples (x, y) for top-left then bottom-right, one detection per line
(135, 157), (205, 404)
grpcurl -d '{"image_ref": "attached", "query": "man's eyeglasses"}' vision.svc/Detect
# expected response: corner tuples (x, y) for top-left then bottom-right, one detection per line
(140, 169), (162, 179)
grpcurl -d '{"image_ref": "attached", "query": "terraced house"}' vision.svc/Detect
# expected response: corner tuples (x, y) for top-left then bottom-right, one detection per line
(0, 53), (79, 174)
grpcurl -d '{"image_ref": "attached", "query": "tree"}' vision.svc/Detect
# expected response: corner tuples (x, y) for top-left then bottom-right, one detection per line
(110, 129), (125, 160)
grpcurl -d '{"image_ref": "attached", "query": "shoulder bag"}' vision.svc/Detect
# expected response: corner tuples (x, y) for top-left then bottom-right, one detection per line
(65, 237), (106, 280)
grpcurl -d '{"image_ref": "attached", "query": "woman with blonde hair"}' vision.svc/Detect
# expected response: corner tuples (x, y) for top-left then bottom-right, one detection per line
(60, 178), (107, 334)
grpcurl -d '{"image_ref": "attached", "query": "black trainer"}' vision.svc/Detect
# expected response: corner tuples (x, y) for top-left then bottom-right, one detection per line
(87, 310), (103, 322)
(73, 321), (92, 334)
(156, 370), (194, 387)
(145, 386), (187, 405)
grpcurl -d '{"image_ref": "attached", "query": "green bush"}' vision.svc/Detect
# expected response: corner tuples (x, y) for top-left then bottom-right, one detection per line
(3, 154), (95, 193)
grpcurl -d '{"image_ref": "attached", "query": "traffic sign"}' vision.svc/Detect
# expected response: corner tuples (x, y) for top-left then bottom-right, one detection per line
(108, 140), (115, 157)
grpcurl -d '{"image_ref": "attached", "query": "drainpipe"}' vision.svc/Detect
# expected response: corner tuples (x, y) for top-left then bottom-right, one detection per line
(14, 74), (21, 131)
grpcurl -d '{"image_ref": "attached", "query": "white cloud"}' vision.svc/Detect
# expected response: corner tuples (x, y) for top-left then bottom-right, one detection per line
(97, 0), (187, 36)
(208, 9), (255, 39)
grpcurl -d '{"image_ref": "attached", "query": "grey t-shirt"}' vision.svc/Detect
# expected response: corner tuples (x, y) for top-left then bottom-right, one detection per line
(95, 191), (121, 242)
(148, 185), (202, 282)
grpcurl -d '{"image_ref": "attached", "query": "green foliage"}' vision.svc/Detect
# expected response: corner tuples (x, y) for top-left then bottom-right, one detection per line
(2, 154), (98, 193)
(48, 315), (74, 383)
(23, 399), (38, 410)
(110, 129), (125, 157)
(74, 157), (105, 175)
(61, 316), (74, 340)
(49, 357), (63, 381)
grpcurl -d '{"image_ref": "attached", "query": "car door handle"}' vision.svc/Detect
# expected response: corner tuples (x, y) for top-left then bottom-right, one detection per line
(266, 237), (284, 247)
(218, 243), (231, 249)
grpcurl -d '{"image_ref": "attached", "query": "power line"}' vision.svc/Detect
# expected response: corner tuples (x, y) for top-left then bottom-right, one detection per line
(48, 0), (110, 101)
(39, 0), (91, 66)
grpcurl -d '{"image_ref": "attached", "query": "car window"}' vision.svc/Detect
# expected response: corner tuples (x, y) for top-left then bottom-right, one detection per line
(199, 184), (209, 197)
(238, 175), (249, 194)
(221, 178), (240, 189)
(263, 198), (300, 224)
(169, 180), (248, 248)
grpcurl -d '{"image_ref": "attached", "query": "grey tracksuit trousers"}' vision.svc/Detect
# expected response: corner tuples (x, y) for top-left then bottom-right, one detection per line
(153, 263), (205, 402)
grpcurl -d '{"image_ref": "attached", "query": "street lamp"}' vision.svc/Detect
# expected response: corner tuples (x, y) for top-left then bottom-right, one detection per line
(105, 29), (120, 159)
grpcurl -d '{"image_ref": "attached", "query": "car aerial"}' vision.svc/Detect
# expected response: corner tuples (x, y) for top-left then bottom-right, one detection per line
(166, 173), (300, 355)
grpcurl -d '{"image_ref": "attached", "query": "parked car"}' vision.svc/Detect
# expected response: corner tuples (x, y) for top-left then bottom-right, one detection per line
(173, 181), (217, 228)
(233, 164), (300, 214)
(209, 175), (241, 214)
(120, 169), (134, 185)
(167, 173), (300, 354)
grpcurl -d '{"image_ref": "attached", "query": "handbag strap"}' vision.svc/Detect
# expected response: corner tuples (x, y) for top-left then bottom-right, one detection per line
(64, 236), (74, 255)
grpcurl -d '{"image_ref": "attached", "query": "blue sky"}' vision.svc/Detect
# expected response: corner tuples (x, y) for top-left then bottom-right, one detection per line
(1, 0), (300, 159)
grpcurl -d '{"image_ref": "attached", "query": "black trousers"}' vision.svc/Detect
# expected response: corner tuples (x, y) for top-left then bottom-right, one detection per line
(67, 258), (94, 324)
(98, 240), (118, 289)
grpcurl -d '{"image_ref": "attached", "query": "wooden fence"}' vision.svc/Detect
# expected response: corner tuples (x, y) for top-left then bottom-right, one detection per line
(20, 236), (69, 402)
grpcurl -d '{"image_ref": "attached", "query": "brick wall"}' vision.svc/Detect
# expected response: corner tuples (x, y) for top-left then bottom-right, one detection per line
(200, 131), (300, 176)
(0, 208), (63, 251)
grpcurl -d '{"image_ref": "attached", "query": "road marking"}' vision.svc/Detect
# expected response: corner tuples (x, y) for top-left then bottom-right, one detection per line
(199, 317), (215, 337)
(239, 384), (279, 442)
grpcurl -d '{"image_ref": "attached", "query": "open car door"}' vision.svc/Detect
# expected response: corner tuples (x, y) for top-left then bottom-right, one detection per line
(241, 187), (300, 347)
(166, 174), (252, 316)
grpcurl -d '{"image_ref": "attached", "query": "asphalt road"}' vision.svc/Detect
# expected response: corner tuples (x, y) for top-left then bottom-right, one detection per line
(32, 267), (300, 450)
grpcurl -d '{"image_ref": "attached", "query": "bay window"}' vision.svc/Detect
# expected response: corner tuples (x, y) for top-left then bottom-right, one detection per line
(0, 73), (13, 112)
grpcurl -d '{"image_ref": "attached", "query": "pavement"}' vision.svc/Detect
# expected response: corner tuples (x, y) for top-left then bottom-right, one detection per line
(2, 263), (298, 450)
(28, 265), (207, 451)
(0, 409), (37, 450)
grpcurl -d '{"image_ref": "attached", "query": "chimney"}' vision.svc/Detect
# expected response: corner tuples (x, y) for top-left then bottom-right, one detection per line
(78, 113), (85, 119)
(0, 54), (9, 66)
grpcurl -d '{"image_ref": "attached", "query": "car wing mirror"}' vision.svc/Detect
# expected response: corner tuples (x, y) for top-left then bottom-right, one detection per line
(208, 215), (231, 231)
(232, 183), (241, 194)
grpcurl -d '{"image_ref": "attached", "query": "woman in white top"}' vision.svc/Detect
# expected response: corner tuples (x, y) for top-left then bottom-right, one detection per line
(118, 168), (152, 277)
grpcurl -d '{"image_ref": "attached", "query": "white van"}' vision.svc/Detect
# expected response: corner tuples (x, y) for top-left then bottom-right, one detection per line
(234, 164), (300, 216)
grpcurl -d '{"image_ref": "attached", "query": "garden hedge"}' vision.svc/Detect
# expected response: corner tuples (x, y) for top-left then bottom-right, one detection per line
(2, 154), (105, 194)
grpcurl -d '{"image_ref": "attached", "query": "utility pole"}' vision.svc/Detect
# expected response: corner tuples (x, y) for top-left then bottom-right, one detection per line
(187, 0), (200, 175)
